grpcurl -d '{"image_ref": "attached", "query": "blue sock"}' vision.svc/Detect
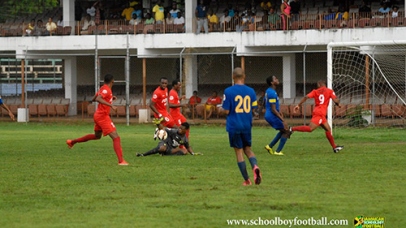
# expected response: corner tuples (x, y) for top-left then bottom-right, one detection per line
(237, 161), (249, 181)
(248, 156), (257, 169)
(270, 132), (282, 148)
(276, 137), (287, 152)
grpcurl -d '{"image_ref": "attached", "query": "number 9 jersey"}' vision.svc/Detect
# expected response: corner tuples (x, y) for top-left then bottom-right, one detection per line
(222, 84), (258, 133)
(307, 86), (337, 116)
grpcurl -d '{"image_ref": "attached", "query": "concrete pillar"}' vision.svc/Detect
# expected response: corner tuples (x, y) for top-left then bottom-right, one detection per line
(184, 55), (198, 98)
(64, 57), (77, 116)
(185, 0), (197, 33)
(282, 54), (296, 99)
(63, 0), (75, 35)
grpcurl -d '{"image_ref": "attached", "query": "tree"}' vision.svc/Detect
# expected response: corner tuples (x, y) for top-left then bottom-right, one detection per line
(0, 0), (59, 22)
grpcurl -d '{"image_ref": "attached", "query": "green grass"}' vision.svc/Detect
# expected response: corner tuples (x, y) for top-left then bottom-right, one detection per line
(0, 122), (405, 227)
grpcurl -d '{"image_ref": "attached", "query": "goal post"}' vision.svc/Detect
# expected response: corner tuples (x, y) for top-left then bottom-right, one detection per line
(327, 41), (406, 130)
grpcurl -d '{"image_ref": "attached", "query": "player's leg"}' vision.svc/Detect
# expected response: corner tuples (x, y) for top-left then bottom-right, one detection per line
(66, 124), (102, 149)
(138, 141), (167, 156)
(265, 118), (286, 155)
(229, 132), (251, 185)
(292, 114), (321, 133)
(320, 121), (344, 153)
(99, 117), (127, 165)
(242, 132), (261, 185)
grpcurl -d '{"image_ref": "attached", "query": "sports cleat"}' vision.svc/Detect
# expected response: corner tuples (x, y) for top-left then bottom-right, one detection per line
(136, 153), (144, 157)
(242, 179), (252, 186)
(287, 126), (293, 138)
(253, 165), (262, 185)
(274, 151), (284, 156)
(193, 152), (203, 156)
(333, 145), (344, 153)
(264, 145), (274, 155)
(118, 160), (129, 166)
(153, 128), (159, 140)
(66, 139), (74, 149)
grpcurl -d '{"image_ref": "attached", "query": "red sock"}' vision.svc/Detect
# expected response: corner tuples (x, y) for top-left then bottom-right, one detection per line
(325, 131), (337, 148)
(72, 134), (97, 144)
(113, 137), (124, 163)
(292, 126), (311, 132)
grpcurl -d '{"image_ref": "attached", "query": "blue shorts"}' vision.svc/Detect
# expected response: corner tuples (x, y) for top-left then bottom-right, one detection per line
(228, 131), (252, 149)
(265, 116), (284, 130)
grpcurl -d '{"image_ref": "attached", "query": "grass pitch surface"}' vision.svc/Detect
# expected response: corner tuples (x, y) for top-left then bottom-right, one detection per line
(0, 122), (405, 227)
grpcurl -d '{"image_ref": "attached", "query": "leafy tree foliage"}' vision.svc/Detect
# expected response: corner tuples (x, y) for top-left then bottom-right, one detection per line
(0, 0), (59, 22)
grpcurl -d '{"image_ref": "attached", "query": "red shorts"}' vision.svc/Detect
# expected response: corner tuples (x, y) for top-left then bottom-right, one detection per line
(154, 113), (176, 128)
(311, 114), (327, 126)
(94, 113), (116, 136)
(171, 113), (187, 126)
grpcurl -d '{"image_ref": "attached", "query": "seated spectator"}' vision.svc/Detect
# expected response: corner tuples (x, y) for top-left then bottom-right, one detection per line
(335, 6), (348, 27)
(33, 19), (46, 36)
(121, 3), (135, 22)
(359, 1), (371, 18)
(57, 16), (63, 27)
(391, 5), (399, 18)
(81, 15), (95, 34)
(131, 4), (143, 23)
(86, 3), (96, 20)
(144, 13), (155, 25)
(166, 12), (174, 24)
(268, 6), (280, 26)
(220, 10), (231, 30)
(207, 10), (219, 31)
(129, 13), (140, 25)
(188, 90), (202, 117)
(174, 12), (185, 25)
(227, 4), (235, 17)
(25, 19), (36, 36)
(152, 0), (165, 24)
(324, 8), (336, 20)
(205, 91), (222, 120)
(377, 2), (390, 16)
(170, 2), (181, 19)
(45, 17), (57, 35)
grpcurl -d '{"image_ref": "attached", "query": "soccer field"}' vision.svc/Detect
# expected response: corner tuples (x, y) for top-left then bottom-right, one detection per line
(0, 122), (405, 227)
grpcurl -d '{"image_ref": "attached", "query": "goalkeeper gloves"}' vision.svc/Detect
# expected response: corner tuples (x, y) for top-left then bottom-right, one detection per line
(152, 117), (164, 125)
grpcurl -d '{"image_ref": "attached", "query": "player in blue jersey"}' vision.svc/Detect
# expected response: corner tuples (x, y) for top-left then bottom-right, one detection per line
(264, 75), (291, 156)
(219, 67), (262, 186)
(0, 96), (15, 121)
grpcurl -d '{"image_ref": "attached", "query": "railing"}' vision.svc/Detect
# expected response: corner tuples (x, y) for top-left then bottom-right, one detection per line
(0, 12), (405, 37)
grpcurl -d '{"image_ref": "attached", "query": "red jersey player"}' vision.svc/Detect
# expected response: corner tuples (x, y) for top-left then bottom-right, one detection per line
(66, 74), (129, 165)
(150, 77), (176, 128)
(168, 79), (189, 138)
(291, 80), (344, 153)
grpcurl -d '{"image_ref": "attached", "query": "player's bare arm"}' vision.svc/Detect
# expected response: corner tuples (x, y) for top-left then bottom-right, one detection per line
(150, 100), (161, 116)
(294, 96), (309, 113)
(333, 97), (340, 107)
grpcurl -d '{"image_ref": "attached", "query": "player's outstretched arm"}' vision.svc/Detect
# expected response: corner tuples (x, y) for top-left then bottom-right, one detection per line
(294, 96), (309, 113)
(332, 97), (340, 108)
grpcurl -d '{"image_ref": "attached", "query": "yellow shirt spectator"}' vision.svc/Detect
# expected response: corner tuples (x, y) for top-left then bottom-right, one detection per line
(208, 14), (219, 24)
(122, 7), (134, 21)
(335, 11), (349, 20)
(152, 4), (165, 22)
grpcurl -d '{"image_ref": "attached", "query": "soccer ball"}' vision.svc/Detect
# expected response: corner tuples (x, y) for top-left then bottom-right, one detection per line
(157, 129), (167, 140)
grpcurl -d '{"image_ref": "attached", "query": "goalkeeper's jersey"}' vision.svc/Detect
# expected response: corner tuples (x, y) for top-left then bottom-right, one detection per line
(164, 128), (189, 149)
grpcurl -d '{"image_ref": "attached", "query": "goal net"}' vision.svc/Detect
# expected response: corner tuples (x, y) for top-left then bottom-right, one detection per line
(327, 41), (406, 128)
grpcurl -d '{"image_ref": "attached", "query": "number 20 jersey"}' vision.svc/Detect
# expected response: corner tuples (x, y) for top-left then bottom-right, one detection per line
(222, 84), (257, 133)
